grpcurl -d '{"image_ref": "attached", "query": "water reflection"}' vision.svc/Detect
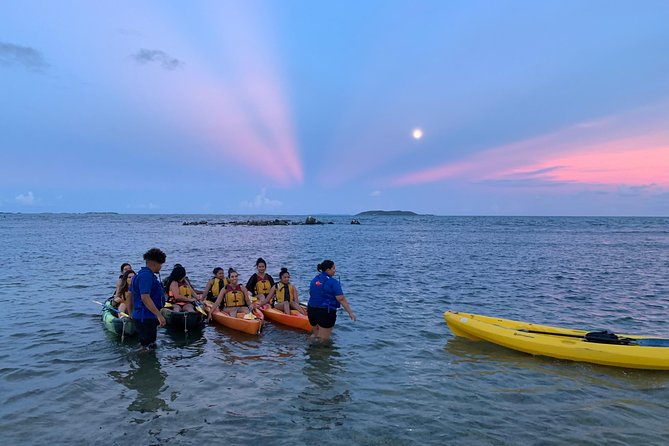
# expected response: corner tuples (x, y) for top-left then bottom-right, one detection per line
(298, 344), (351, 430)
(444, 337), (669, 387)
(109, 352), (171, 413)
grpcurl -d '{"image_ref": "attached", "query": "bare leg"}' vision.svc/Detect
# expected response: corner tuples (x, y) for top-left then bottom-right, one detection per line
(290, 301), (306, 315)
(315, 326), (333, 342)
(309, 325), (320, 342)
(118, 303), (128, 315)
(182, 303), (195, 312)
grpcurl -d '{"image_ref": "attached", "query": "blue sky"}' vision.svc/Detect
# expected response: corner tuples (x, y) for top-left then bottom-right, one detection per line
(1, 0), (668, 215)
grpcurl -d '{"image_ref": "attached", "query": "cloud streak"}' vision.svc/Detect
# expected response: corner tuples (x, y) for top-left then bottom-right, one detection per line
(132, 48), (183, 70)
(390, 104), (669, 190)
(0, 42), (48, 72)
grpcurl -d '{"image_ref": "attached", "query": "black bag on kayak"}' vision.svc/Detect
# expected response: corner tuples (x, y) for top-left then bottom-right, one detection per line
(585, 330), (632, 345)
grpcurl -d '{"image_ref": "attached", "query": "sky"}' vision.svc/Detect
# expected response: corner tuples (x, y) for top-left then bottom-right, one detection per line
(1, 0), (668, 216)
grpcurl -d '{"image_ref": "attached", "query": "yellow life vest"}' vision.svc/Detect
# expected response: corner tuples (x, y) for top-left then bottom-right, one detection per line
(179, 284), (192, 299)
(275, 283), (296, 303)
(224, 284), (246, 307)
(255, 276), (272, 296)
(169, 280), (192, 301)
(210, 277), (228, 298)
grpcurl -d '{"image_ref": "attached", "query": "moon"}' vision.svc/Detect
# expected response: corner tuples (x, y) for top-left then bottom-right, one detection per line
(412, 128), (423, 140)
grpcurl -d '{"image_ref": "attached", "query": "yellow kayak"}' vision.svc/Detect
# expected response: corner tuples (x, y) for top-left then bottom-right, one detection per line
(444, 310), (669, 370)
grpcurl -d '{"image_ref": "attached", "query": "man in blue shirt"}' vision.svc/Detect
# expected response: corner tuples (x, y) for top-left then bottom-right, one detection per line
(131, 248), (167, 349)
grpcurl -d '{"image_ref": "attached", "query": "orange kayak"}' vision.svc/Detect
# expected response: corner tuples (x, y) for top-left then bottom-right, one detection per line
(204, 301), (264, 335)
(260, 304), (312, 332)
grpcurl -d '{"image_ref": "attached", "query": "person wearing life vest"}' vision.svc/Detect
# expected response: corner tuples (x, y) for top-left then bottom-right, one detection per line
(130, 248), (167, 349)
(164, 265), (198, 312)
(307, 260), (355, 342)
(246, 258), (275, 302)
(113, 262), (132, 301)
(208, 268), (253, 321)
(257, 267), (306, 315)
(113, 269), (135, 316)
(202, 267), (228, 303)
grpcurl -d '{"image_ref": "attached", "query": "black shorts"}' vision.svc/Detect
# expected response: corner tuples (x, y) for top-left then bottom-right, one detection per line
(135, 318), (159, 347)
(307, 306), (337, 329)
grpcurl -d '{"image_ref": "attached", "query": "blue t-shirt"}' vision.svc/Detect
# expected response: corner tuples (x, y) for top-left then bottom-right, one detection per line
(131, 266), (165, 320)
(308, 272), (343, 309)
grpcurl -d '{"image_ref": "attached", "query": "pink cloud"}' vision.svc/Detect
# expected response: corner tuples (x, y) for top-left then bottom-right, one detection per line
(390, 106), (669, 189)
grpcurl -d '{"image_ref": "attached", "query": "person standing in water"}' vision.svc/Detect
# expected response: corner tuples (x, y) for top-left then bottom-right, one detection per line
(131, 248), (167, 350)
(308, 260), (355, 342)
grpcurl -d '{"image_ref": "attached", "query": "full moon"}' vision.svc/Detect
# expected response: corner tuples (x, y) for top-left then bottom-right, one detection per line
(412, 128), (423, 140)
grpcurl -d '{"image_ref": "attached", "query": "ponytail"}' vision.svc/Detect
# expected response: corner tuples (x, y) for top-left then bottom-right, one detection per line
(317, 260), (334, 272)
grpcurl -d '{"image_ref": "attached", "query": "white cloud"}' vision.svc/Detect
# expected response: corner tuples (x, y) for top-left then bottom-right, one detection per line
(15, 191), (35, 205)
(241, 188), (282, 209)
(371, 190), (381, 197)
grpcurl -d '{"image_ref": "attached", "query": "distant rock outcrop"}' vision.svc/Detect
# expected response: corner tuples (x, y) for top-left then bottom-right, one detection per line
(355, 210), (419, 216)
(182, 217), (334, 226)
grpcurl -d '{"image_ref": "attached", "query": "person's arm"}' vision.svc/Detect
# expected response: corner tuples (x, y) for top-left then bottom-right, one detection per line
(209, 289), (225, 321)
(141, 293), (166, 326)
(113, 278), (123, 303)
(268, 275), (275, 288)
(125, 291), (133, 316)
(201, 279), (214, 300)
(170, 281), (194, 303)
(293, 285), (299, 304)
(259, 285), (276, 307)
(185, 277), (202, 296)
(336, 295), (356, 321)
(241, 285), (253, 312)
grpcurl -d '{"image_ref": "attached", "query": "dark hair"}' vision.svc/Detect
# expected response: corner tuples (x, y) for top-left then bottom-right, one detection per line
(213, 267), (223, 275)
(228, 268), (237, 277)
(317, 260), (334, 272)
(120, 263), (131, 273)
(119, 269), (135, 294)
(279, 267), (289, 279)
(163, 265), (186, 291)
(171, 265), (187, 282)
(255, 258), (266, 267)
(143, 248), (166, 264)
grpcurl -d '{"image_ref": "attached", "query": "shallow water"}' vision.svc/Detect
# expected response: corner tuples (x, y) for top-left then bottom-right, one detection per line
(1, 214), (669, 444)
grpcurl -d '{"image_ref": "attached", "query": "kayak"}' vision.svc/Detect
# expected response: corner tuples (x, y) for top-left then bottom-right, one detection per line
(444, 310), (669, 370)
(160, 307), (205, 331)
(101, 298), (136, 338)
(204, 301), (264, 335)
(260, 304), (312, 332)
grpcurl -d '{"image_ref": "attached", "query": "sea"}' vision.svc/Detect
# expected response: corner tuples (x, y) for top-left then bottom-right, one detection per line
(1, 213), (668, 445)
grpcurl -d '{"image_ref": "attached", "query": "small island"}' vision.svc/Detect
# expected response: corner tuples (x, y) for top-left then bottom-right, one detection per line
(355, 210), (419, 216)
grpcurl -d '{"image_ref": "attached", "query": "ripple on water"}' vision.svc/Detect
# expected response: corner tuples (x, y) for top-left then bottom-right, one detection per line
(3, 215), (669, 444)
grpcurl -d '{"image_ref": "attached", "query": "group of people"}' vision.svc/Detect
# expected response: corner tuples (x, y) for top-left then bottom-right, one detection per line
(112, 248), (356, 349)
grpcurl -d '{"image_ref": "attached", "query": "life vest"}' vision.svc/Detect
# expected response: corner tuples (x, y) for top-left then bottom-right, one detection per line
(209, 277), (228, 299)
(308, 272), (341, 310)
(223, 284), (246, 307)
(168, 280), (192, 302)
(275, 283), (296, 304)
(255, 275), (272, 296)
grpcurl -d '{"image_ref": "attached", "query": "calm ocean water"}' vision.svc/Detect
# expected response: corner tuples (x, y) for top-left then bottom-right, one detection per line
(1, 214), (669, 445)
